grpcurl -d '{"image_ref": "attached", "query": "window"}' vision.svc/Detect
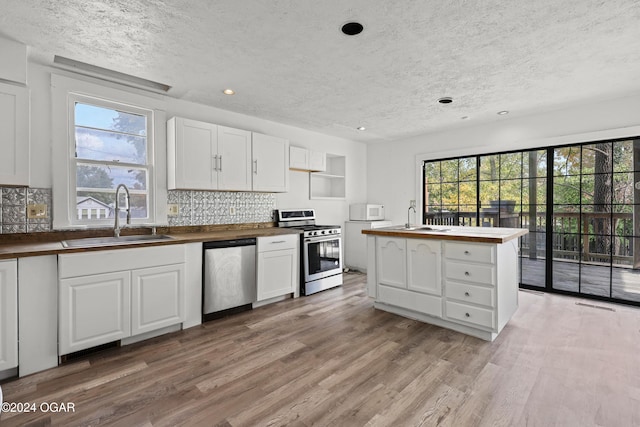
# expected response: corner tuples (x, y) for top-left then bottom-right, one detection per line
(52, 74), (165, 229)
(71, 96), (152, 225)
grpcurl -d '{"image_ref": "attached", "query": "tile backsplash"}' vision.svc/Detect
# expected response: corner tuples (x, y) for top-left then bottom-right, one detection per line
(167, 190), (276, 226)
(0, 187), (53, 234)
(0, 187), (276, 234)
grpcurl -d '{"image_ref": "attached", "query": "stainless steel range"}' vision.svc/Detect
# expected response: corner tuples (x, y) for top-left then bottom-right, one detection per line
(277, 209), (343, 295)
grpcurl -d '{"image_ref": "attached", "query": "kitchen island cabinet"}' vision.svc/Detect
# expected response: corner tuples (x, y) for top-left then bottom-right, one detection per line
(364, 225), (527, 341)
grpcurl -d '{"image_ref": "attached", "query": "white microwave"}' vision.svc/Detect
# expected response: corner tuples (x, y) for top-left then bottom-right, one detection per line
(349, 204), (385, 221)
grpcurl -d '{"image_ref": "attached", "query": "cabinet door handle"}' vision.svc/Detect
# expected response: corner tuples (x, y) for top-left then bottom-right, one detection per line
(464, 271), (470, 276)
(464, 291), (470, 297)
(465, 312), (471, 318)
(464, 250), (470, 255)
(212, 155), (217, 171)
(219, 155), (223, 171)
(253, 159), (258, 174)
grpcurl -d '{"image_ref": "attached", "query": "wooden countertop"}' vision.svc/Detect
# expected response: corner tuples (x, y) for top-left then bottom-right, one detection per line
(362, 225), (528, 244)
(0, 225), (301, 260)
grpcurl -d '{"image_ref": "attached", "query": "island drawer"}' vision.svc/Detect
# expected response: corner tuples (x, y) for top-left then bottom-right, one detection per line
(444, 242), (494, 264)
(445, 301), (495, 330)
(445, 281), (495, 307)
(445, 261), (495, 286)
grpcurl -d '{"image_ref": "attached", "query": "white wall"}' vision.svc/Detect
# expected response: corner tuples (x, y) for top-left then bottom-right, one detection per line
(368, 93), (640, 225)
(26, 62), (367, 227)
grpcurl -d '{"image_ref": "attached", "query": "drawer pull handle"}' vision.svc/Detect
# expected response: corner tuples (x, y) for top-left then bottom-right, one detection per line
(464, 271), (470, 276)
(271, 240), (286, 244)
(465, 312), (470, 317)
(464, 291), (470, 297)
(464, 250), (470, 255)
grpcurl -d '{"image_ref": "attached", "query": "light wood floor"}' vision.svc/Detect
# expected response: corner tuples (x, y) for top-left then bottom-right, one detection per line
(2, 273), (640, 426)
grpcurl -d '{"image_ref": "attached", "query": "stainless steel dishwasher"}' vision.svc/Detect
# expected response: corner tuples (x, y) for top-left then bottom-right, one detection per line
(203, 238), (256, 321)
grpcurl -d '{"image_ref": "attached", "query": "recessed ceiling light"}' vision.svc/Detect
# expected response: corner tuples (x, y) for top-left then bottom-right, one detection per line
(357, 126), (366, 131)
(438, 97), (453, 104)
(341, 22), (364, 36)
(223, 89), (235, 95)
(497, 110), (509, 115)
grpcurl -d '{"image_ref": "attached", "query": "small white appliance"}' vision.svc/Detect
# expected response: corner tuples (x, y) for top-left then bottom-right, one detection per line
(349, 203), (385, 221)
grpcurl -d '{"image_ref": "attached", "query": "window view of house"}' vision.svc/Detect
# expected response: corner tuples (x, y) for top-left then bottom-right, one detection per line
(424, 139), (640, 304)
(73, 101), (149, 222)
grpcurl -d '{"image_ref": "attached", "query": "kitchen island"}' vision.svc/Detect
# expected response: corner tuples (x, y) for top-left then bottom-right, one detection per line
(363, 225), (527, 341)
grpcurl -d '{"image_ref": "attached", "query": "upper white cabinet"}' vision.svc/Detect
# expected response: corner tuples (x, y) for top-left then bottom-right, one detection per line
(0, 259), (18, 371)
(310, 154), (345, 199)
(0, 82), (29, 186)
(168, 117), (289, 192)
(289, 146), (326, 172)
(252, 132), (289, 192)
(217, 125), (252, 191)
(167, 117), (251, 191)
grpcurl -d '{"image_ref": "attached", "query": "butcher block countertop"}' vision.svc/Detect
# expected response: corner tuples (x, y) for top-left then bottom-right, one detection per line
(362, 225), (528, 244)
(0, 223), (301, 260)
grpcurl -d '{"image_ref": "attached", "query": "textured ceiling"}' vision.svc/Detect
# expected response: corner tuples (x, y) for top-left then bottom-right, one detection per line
(1, 0), (640, 143)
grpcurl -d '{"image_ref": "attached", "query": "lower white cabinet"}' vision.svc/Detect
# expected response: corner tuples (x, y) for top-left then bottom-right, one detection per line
(59, 271), (131, 355)
(131, 264), (185, 335)
(58, 246), (186, 355)
(0, 259), (18, 371)
(257, 234), (299, 301)
(375, 237), (442, 318)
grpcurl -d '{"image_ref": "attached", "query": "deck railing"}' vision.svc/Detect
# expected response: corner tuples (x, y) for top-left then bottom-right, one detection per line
(425, 211), (635, 266)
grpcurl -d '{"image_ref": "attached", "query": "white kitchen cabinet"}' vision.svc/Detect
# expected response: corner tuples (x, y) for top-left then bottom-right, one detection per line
(376, 237), (406, 289)
(257, 234), (299, 301)
(252, 132), (289, 192)
(131, 264), (185, 335)
(374, 237), (442, 318)
(167, 117), (251, 191)
(289, 146), (326, 172)
(367, 231), (520, 341)
(0, 82), (29, 186)
(58, 245), (186, 355)
(0, 259), (18, 371)
(59, 271), (131, 355)
(217, 125), (252, 191)
(167, 117), (217, 190)
(407, 239), (442, 296)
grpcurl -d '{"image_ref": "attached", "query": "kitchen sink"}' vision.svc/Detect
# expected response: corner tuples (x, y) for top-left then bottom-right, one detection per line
(384, 225), (450, 232)
(61, 234), (174, 248)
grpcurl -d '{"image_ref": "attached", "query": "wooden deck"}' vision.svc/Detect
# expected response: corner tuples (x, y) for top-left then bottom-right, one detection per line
(522, 257), (640, 302)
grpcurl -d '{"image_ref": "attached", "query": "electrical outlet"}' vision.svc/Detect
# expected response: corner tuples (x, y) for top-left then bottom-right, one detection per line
(229, 206), (236, 216)
(27, 203), (47, 219)
(167, 204), (179, 216)
(410, 200), (416, 209)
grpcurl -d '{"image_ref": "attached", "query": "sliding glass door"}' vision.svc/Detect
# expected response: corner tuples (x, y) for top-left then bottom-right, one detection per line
(423, 138), (640, 305)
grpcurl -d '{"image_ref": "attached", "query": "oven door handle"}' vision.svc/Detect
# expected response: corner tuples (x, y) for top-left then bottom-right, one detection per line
(305, 236), (341, 243)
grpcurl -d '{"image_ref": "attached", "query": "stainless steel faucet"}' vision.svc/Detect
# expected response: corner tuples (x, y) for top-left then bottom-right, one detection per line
(113, 184), (131, 238)
(406, 205), (416, 228)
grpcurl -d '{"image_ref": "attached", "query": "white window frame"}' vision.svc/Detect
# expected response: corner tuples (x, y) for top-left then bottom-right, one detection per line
(52, 74), (167, 229)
